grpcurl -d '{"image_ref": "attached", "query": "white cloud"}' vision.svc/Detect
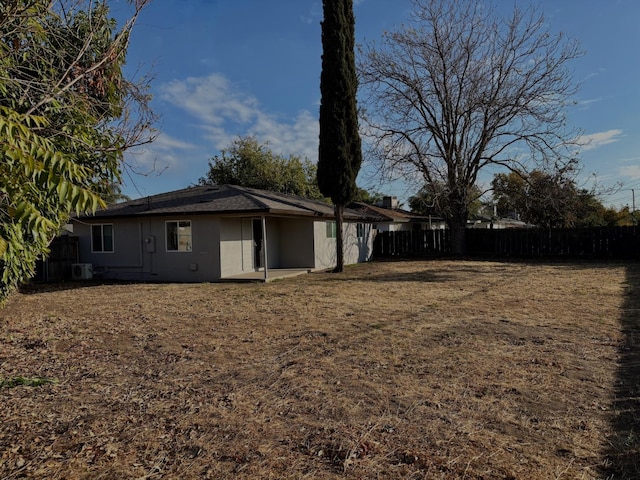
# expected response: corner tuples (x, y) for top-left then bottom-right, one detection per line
(582, 68), (605, 83)
(300, 2), (322, 24)
(576, 97), (603, 109)
(124, 132), (198, 174)
(160, 74), (259, 127)
(576, 129), (624, 151)
(158, 73), (319, 161)
(619, 164), (640, 180)
(151, 133), (197, 152)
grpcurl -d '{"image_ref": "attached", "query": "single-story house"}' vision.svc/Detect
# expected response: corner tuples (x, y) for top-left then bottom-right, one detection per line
(71, 185), (379, 282)
(467, 205), (533, 229)
(467, 216), (531, 229)
(350, 196), (447, 231)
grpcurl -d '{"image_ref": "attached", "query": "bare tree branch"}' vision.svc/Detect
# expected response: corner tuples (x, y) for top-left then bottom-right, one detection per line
(358, 0), (583, 252)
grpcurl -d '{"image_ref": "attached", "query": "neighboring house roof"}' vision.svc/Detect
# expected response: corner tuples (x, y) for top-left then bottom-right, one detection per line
(79, 185), (375, 221)
(349, 202), (444, 224)
(467, 215), (532, 229)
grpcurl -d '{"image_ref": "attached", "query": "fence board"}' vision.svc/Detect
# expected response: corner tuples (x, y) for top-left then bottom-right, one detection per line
(374, 226), (640, 260)
(373, 229), (450, 257)
(35, 236), (79, 282)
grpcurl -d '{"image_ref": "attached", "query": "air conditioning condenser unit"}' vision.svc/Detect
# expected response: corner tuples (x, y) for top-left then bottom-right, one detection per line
(72, 263), (93, 280)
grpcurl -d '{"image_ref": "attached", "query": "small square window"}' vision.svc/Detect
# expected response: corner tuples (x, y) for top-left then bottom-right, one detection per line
(91, 224), (113, 253)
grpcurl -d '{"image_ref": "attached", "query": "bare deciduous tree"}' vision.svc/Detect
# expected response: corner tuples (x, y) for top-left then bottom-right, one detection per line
(358, 0), (582, 253)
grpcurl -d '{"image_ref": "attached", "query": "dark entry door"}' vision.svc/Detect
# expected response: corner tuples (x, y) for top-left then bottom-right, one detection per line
(252, 218), (263, 269)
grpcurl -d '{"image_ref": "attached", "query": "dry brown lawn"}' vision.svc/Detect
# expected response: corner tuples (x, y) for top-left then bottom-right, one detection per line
(1, 259), (639, 479)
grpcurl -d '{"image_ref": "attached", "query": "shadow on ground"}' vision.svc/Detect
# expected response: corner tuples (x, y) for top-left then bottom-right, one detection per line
(601, 262), (640, 478)
(18, 280), (131, 295)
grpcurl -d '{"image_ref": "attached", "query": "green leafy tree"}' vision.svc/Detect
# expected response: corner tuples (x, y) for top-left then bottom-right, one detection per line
(492, 170), (628, 228)
(102, 183), (132, 205)
(358, 0), (582, 253)
(318, 0), (363, 272)
(612, 206), (638, 227)
(492, 171), (578, 228)
(352, 187), (383, 205)
(574, 192), (636, 227)
(198, 136), (323, 199)
(0, 0), (153, 302)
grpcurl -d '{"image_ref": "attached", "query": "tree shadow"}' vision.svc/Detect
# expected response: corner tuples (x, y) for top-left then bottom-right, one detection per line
(601, 262), (640, 478)
(17, 280), (132, 295)
(340, 258), (624, 284)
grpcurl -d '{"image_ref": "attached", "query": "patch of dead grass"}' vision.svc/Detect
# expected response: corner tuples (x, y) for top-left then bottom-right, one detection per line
(0, 260), (637, 479)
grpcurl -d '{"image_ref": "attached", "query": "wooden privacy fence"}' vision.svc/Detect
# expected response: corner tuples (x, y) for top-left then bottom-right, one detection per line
(374, 226), (640, 259)
(466, 226), (640, 259)
(373, 229), (450, 257)
(35, 235), (79, 282)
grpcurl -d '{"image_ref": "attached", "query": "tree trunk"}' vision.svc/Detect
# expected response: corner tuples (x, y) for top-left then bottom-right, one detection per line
(449, 213), (467, 256)
(334, 204), (345, 272)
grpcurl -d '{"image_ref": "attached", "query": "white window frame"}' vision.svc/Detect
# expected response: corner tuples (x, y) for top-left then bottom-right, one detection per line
(166, 220), (192, 252)
(91, 224), (114, 253)
(356, 223), (365, 238)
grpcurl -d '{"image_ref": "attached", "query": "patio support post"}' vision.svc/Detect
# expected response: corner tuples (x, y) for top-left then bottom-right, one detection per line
(262, 215), (269, 281)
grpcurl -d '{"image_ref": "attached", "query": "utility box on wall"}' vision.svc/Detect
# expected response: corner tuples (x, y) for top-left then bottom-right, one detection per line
(144, 235), (156, 253)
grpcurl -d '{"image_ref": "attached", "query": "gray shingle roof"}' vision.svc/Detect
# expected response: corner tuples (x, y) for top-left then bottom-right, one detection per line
(349, 202), (443, 223)
(81, 185), (378, 221)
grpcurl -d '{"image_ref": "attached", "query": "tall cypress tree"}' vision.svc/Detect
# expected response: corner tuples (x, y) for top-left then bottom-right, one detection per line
(318, 0), (362, 272)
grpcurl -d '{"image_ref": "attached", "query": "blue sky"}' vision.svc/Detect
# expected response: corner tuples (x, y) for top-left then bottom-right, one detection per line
(114, 0), (640, 209)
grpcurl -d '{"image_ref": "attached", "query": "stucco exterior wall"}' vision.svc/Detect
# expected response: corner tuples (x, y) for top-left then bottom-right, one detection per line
(271, 218), (315, 269)
(313, 221), (337, 270)
(75, 218), (143, 276)
(73, 214), (375, 282)
(221, 216), (317, 273)
(149, 215), (221, 282)
(343, 222), (375, 264)
(220, 217), (254, 277)
(74, 215), (222, 282)
(264, 217), (280, 269)
(313, 220), (375, 271)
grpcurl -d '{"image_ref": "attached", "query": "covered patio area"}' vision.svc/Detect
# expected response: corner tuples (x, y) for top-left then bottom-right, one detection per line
(219, 268), (312, 283)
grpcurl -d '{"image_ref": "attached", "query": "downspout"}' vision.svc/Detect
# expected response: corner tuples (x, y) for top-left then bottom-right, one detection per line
(262, 215), (269, 281)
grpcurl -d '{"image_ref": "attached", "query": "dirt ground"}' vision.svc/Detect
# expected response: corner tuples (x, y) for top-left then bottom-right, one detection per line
(1, 259), (639, 479)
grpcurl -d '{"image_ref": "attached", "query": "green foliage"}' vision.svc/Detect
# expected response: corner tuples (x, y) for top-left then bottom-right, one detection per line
(199, 136), (324, 199)
(102, 182), (132, 205)
(317, 0), (362, 205)
(0, 376), (57, 389)
(492, 171), (578, 228)
(0, 107), (104, 301)
(0, 1), (151, 303)
(491, 170), (629, 228)
(574, 193), (636, 227)
(318, 0), (362, 272)
(352, 187), (383, 205)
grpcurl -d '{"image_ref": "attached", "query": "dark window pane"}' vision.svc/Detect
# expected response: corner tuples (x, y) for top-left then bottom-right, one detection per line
(92, 225), (103, 252)
(103, 225), (113, 252)
(167, 222), (178, 250)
